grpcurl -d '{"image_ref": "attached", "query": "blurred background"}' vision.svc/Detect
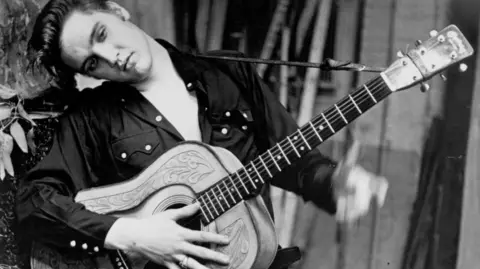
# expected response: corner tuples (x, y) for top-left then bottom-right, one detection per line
(1, 0), (480, 269)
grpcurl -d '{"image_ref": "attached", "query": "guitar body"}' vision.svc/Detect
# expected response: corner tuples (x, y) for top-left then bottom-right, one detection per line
(30, 142), (278, 269)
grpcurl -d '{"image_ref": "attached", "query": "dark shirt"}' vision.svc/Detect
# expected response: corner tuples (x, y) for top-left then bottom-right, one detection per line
(15, 40), (337, 256)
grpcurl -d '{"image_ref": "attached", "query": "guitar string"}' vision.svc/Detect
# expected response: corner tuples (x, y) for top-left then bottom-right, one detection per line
(175, 76), (390, 226)
(113, 77), (387, 269)
(197, 76), (389, 219)
(114, 76), (390, 265)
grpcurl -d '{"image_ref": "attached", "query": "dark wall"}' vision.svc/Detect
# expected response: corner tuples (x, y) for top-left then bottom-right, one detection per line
(435, 0), (480, 268)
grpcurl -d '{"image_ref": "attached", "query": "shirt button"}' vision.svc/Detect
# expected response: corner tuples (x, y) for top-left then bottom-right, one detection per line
(225, 111), (231, 117)
(186, 82), (193, 89)
(82, 243), (88, 250)
(121, 153), (127, 159)
(120, 98), (125, 103)
(243, 112), (248, 118)
(145, 144), (152, 151)
(242, 125), (248, 130)
(221, 128), (228, 135)
(155, 115), (162, 122)
(93, 246), (100, 252)
(70, 240), (76, 247)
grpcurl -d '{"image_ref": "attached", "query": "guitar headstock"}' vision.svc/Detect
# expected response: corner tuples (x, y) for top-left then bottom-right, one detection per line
(382, 25), (474, 92)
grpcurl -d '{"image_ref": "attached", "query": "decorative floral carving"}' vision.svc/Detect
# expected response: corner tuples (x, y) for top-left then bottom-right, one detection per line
(208, 219), (249, 269)
(82, 150), (215, 214)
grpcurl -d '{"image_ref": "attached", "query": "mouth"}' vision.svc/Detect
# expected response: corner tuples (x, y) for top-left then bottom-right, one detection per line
(122, 52), (134, 71)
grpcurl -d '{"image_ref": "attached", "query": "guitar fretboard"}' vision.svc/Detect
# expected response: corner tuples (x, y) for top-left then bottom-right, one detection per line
(198, 75), (391, 224)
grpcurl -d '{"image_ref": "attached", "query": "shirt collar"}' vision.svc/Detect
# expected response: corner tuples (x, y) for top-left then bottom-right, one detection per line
(155, 39), (208, 93)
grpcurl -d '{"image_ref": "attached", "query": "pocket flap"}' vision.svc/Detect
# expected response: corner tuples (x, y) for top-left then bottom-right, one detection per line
(111, 130), (160, 161)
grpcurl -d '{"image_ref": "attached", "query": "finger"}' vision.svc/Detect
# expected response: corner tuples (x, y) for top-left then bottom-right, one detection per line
(371, 176), (389, 206)
(344, 140), (361, 166)
(166, 260), (182, 269)
(174, 255), (210, 269)
(183, 229), (229, 245)
(166, 203), (201, 220)
(334, 140), (361, 179)
(181, 242), (230, 265)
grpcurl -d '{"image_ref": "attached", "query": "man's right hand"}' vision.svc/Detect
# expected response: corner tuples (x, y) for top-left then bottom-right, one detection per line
(105, 203), (230, 269)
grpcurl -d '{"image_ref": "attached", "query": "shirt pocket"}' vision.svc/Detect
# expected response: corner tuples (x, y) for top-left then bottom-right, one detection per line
(210, 108), (255, 148)
(111, 129), (161, 169)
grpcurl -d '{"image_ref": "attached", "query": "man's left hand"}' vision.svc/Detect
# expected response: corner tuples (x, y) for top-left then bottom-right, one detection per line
(332, 142), (389, 224)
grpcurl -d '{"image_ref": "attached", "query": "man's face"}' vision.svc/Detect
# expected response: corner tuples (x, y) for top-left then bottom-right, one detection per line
(60, 9), (153, 83)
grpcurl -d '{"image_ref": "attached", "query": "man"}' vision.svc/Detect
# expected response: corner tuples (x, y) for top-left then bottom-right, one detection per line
(16, 1), (388, 269)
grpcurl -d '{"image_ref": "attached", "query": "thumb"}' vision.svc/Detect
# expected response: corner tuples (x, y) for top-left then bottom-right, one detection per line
(166, 202), (201, 220)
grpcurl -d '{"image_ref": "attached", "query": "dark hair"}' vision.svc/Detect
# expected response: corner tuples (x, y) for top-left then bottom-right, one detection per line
(27, 0), (110, 89)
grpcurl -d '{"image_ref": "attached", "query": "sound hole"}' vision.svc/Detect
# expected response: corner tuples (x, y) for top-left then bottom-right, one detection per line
(169, 203), (202, 231)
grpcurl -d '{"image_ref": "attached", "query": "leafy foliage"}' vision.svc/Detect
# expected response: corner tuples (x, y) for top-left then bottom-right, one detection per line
(0, 0), (62, 183)
(0, 90), (60, 180)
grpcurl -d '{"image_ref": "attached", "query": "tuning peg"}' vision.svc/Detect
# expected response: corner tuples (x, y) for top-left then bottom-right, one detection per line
(440, 74), (447, 81)
(459, 63), (468, 72)
(415, 40), (423, 46)
(397, 51), (405, 58)
(420, 83), (431, 92)
(429, 30), (438, 37)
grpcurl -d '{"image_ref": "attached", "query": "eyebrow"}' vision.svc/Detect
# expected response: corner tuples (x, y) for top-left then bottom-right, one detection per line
(80, 22), (100, 72)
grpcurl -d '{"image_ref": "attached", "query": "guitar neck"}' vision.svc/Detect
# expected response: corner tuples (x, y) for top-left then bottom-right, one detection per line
(198, 75), (392, 224)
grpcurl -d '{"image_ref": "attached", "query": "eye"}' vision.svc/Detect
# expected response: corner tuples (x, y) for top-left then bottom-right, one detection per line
(86, 57), (98, 72)
(97, 26), (107, 42)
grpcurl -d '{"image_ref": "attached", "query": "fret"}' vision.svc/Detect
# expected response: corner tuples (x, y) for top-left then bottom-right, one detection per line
(223, 181), (236, 203)
(229, 175), (242, 197)
(234, 173), (249, 194)
(206, 192), (219, 216)
(335, 104), (348, 124)
(200, 77), (393, 225)
(198, 198), (210, 222)
(309, 122), (323, 142)
(199, 195), (214, 220)
(364, 84), (377, 103)
(298, 129), (312, 150)
(216, 185), (227, 211)
(321, 113), (335, 133)
(277, 143), (291, 165)
(243, 166), (257, 189)
(251, 161), (265, 183)
(349, 94), (362, 114)
(268, 149), (281, 171)
(287, 136), (301, 157)
(259, 155), (273, 178)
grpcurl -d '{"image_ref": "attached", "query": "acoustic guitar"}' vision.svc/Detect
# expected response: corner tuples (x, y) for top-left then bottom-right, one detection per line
(30, 25), (473, 269)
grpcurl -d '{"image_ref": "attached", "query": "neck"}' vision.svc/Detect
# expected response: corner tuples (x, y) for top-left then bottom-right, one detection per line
(131, 37), (181, 92)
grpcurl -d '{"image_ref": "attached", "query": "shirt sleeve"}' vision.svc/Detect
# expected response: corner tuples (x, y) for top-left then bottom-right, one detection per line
(15, 107), (118, 255)
(240, 60), (338, 215)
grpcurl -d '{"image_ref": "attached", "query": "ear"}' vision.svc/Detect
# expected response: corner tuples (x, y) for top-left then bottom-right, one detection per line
(105, 1), (131, 21)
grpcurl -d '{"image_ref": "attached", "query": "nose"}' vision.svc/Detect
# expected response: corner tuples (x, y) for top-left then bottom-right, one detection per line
(92, 43), (118, 66)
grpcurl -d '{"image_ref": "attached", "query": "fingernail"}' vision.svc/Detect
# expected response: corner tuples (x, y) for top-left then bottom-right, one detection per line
(223, 235), (230, 243)
(223, 255), (230, 264)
